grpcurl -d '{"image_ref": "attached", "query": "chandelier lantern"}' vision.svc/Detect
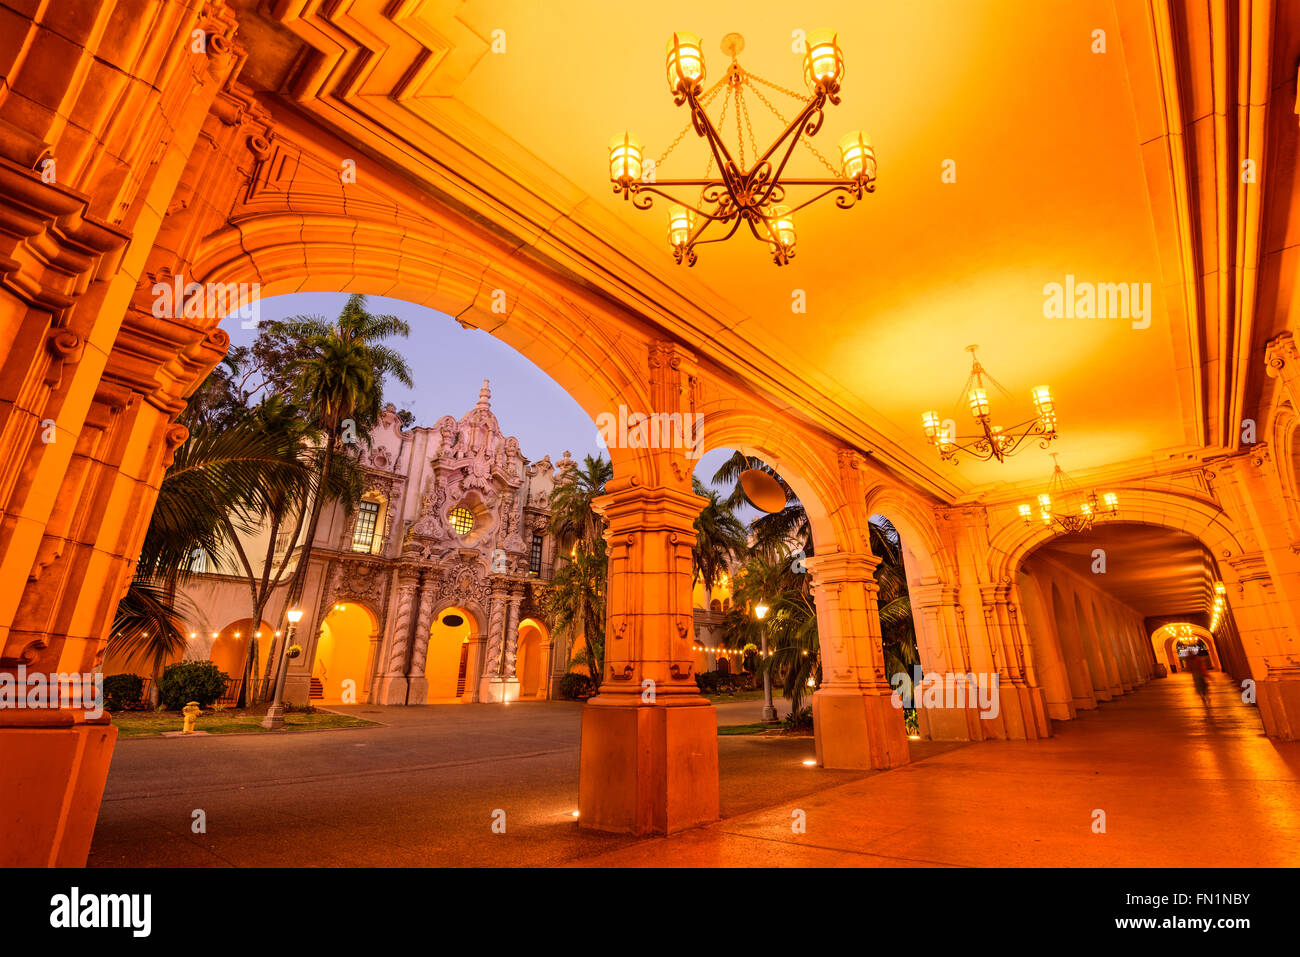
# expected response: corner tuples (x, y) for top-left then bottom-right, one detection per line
(610, 30), (875, 266)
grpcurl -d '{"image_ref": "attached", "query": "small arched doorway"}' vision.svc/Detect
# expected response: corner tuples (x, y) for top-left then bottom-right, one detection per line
(516, 617), (550, 699)
(426, 607), (475, 703)
(313, 602), (378, 703)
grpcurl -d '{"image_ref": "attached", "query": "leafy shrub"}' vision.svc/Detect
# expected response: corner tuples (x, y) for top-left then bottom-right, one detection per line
(559, 673), (598, 700)
(694, 670), (753, 695)
(103, 673), (145, 712)
(783, 705), (813, 731)
(158, 661), (229, 710)
(904, 708), (919, 737)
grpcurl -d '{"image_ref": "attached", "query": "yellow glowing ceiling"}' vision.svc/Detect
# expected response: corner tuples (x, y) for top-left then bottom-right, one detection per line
(449, 0), (1187, 491)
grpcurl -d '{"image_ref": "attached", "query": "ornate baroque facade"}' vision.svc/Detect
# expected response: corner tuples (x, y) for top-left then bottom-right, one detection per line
(176, 383), (567, 706)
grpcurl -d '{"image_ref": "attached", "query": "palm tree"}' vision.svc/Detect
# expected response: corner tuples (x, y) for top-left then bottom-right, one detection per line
(711, 451), (811, 558)
(713, 448), (921, 721)
(217, 395), (317, 704)
(280, 295), (412, 608)
(728, 549), (820, 715)
(691, 475), (747, 594)
(545, 545), (608, 683)
(548, 454), (613, 553)
(870, 517), (921, 702)
(545, 455), (612, 683)
(109, 418), (310, 702)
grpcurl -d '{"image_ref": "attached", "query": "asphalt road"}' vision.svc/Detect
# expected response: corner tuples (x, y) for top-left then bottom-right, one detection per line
(89, 699), (862, 867)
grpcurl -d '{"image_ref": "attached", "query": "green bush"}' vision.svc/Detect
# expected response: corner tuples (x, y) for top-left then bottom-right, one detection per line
(783, 705), (813, 731)
(103, 673), (145, 712)
(157, 661), (229, 710)
(694, 670), (752, 695)
(559, 672), (597, 700)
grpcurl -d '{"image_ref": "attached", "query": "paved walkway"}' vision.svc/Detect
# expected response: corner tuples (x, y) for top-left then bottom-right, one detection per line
(89, 673), (1298, 866)
(580, 672), (1300, 866)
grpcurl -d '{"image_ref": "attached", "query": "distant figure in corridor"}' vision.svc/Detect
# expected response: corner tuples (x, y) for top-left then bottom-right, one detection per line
(1189, 648), (1210, 705)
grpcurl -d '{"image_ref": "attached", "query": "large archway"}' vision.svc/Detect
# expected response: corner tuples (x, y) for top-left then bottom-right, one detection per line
(312, 603), (379, 704)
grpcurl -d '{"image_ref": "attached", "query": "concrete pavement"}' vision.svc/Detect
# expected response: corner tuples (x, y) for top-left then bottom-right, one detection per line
(88, 673), (1299, 867)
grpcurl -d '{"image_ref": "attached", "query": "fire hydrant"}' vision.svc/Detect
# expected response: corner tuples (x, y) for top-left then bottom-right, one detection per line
(181, 701), (201, 734)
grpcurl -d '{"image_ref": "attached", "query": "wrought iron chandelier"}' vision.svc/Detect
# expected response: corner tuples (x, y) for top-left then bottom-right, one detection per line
(922, 346), (1058, 463)
(1018, 454), (1118, 533)
(608, 30), (876, 266)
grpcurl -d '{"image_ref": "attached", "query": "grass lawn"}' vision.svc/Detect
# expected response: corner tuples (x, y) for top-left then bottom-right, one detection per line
(703, 689), (765, 703)
(110, 709), (380, 738)
(717, 722), (775, 736)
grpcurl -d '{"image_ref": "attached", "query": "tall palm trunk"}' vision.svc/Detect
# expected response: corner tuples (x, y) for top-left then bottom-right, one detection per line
(270, 428), (336, 693)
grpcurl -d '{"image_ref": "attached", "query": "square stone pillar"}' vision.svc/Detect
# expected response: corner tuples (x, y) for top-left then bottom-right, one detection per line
(577, 479), (718, 835)
(804, 552), (910, 770)
(979, 584), (1051, 740)
(910, 583), (985, 741)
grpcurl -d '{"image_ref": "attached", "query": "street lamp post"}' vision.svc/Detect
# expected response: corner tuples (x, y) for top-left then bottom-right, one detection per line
(261, 607), (303, 730)
(754, 603), (776, 723)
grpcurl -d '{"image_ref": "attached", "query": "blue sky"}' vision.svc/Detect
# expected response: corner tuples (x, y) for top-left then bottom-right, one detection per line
(218, 292), (741, 499)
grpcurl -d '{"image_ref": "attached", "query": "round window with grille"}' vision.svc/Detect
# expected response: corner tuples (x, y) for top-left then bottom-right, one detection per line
(448, 506), (474, 536)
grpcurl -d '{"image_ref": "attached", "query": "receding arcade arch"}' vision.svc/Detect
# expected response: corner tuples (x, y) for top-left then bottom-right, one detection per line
(191, 212), (668, 486)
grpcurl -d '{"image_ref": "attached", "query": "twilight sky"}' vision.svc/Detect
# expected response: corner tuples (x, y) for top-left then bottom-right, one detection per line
(218, 292), (741, 500)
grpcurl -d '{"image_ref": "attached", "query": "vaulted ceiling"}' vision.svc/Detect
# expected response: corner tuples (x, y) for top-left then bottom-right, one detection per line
(1030, 522), (1218, 619)
(230, 0), (1297, 503)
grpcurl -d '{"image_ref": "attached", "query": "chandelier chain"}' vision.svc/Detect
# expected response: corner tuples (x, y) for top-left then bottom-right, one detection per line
(746, 80), (841, 178)
(734, 85), (745, 171)
(655, 80), (726, 168)
(737, 83), (760, 167)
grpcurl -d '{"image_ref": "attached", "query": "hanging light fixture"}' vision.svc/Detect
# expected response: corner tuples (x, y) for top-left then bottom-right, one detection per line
(610, 30), (876, 266)
(921, 345), (1058, 463)
(1017, 454), (1118, 533)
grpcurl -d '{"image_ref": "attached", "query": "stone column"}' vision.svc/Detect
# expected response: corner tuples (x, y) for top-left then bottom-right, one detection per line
(804, 552), (911, 770)
(979, 584), (1051, 739)
(373, 573), (419, 704)
(910, 582), (984, 741)
(577, 478), (718, 835)
(478, 581), (509, 702)
(406, 581), (437, 704)
(503, 589), (522, 674)
(1205, 428), (1300, 737)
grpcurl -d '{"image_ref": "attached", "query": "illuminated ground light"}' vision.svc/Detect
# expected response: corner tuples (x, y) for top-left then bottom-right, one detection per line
(801, 759), (818, 766)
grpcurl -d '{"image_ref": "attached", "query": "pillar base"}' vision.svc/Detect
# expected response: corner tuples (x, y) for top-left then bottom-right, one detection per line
(1257, 674), (1300, 739)
(0, 712), (117, 866)
(371, 675), (409, 705)
(479, 676), (520, 704)
(813, 688), (910, 770)
(918, 705), (984, 741)
(993, 683), (1051, 739)
(578, 696), (719, 835)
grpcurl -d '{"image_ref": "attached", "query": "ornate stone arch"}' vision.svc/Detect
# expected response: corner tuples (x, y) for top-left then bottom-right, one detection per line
(696, 407), (860, 554)
(987, 485), (1250, 586)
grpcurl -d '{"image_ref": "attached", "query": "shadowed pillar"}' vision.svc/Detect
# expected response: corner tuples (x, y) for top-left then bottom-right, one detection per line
(805, 552), (911, 770)
(578, 477), (718, 835)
